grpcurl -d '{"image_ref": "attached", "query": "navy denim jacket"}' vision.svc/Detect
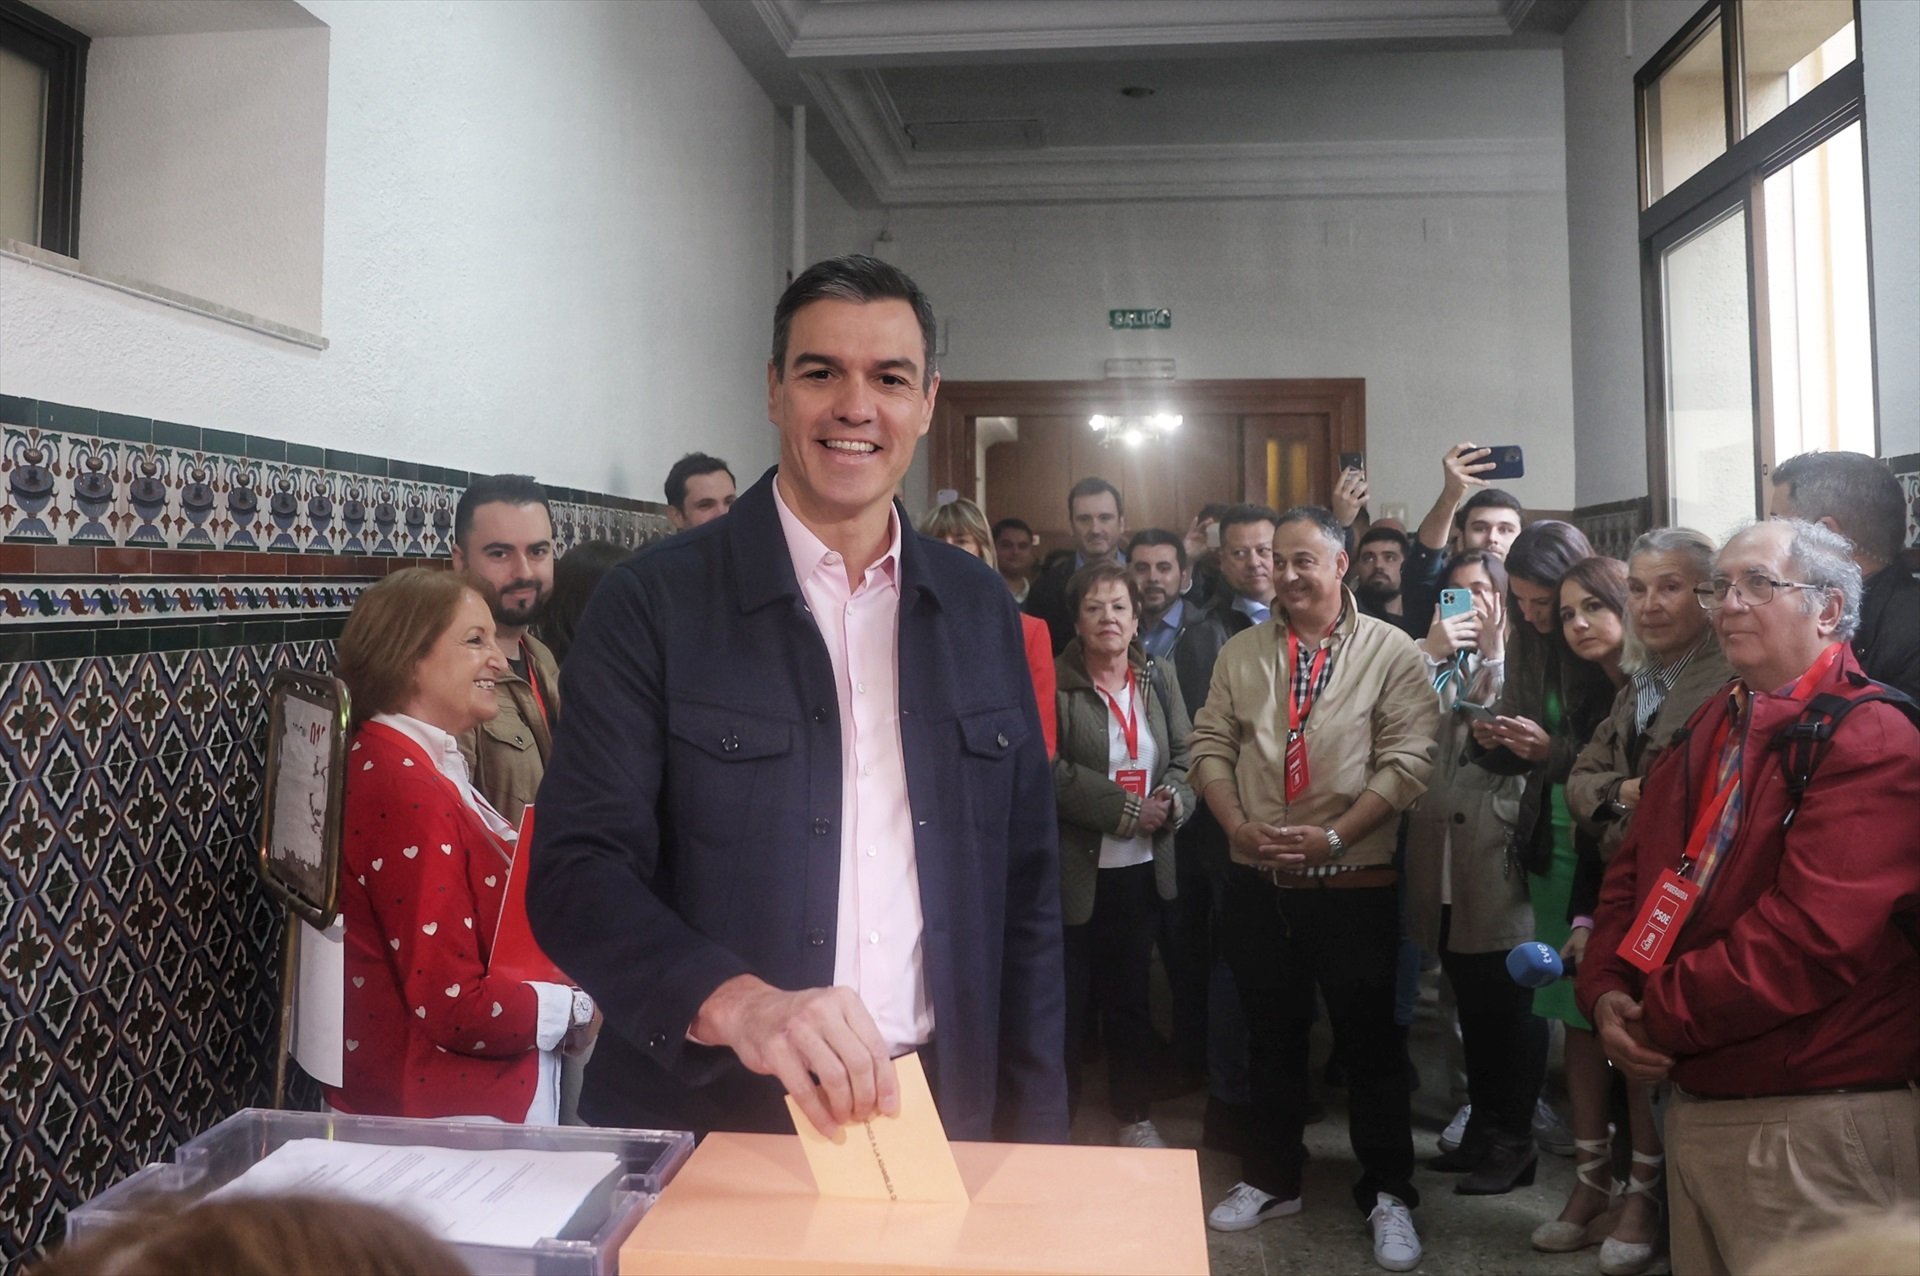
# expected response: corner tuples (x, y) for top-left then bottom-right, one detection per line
(528, 468), (1068, 1141)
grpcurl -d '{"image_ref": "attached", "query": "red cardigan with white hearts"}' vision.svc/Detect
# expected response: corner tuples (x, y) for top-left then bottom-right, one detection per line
(324, 720), (545, 1122)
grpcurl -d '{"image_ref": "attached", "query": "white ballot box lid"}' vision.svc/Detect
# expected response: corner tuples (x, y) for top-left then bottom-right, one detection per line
(65, 1108), (694, 1276)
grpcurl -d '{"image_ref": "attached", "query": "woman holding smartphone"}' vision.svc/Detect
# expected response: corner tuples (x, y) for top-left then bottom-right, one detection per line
(1405, 550), (1548, 1196)
(1052, 560), (1194, 1148)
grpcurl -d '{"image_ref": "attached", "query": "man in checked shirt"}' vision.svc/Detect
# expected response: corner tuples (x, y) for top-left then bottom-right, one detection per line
(1189, 505), (1439, 1272)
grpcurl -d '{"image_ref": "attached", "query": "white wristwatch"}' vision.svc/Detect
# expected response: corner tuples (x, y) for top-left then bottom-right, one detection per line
(1323, 826), (1348, 861)
(570, 989), (594, 1028)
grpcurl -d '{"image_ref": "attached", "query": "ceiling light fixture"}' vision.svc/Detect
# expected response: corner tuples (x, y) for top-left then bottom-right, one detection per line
(1119, 85), (1156, 99)
(1089, 412), (1182, 447)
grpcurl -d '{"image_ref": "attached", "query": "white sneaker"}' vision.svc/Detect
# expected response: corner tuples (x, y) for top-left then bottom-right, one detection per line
(1438, 1103), (1471, 1153)
(1368, 1193), (1422, 1272)
(1207, 1181), (1302, 1233)
(1117, 1119), (1168, 1149)
(1532, 1098), (1575, 1156)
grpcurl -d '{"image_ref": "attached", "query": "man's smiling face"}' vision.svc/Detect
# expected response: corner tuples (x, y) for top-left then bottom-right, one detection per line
(767, 298), (936, 527)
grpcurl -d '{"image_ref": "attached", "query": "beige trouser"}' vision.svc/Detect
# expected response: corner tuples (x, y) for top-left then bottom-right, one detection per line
(1666, 1084), (1920, 1275)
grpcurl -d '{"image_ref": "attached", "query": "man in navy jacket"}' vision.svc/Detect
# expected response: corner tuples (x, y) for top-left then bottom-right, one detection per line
(528, 256), (1068, 1143)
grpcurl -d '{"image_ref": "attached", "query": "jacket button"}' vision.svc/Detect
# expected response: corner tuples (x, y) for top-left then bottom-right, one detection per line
(647, 1031), (668, 1049)
(515, 735), (527, 747)
(807, 928), (827, 947)
(812, 817), (831, 836)
(812, 708), (829, 724)
(1452, 813), (1466, 825)
(996, 731), (1009, 748)
(721, 734), (740, 753)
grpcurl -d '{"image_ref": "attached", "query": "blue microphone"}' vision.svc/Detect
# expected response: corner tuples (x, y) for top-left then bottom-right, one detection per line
(1506, 941), (1565, 988)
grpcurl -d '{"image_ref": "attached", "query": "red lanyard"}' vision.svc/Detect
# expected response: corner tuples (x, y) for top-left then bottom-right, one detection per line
(1675, 642), (1841, 876)
(519, 638), (550, 728)
(1097, 668), (1141, 762)
(1287, 628), (1331, 739)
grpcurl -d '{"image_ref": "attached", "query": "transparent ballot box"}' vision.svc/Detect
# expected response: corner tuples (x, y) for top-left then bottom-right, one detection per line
(66, 1108), (694, 1276)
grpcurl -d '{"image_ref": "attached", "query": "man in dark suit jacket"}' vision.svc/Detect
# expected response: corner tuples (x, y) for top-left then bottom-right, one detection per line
(1025, 476), (1127, 654)
(528, 256), (1067, 1144)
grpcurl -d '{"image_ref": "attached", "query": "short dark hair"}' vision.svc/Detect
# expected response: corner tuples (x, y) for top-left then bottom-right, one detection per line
(1358, 525), (1410, 555)
(1126, 528), (1187, 571)
(771, 254), (937, 390)
(1067, 476), (1123, 519)
(1275, 505), (1349, 557)
(1197, 502), (1232, 524)
(1455, 487), (1523, 531)
(1504, 520), (1595, 588)
(455, 474), (551, 548)
(1218, 503), (1282, 537)
(1772, 451), (1904, 564)
(663, 452), (734, 510)
(992, 517), (1034, 541)
(1064, 559), (1144, 619)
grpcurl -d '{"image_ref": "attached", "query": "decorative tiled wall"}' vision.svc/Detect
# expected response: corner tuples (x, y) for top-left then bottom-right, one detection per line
(0, 395), (674, 1267)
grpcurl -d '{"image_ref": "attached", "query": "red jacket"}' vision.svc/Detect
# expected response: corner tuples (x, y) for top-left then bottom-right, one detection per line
(1022, 613), (1058, 758)
(1577, 647), (1920, 1096)
(325, 721), (547, 1122)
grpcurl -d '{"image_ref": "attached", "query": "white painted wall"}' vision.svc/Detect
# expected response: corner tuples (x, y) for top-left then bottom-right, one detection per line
(1, 0), (795, 499)
(883, 190), (1577, 521)
(1861, 0), (1920, 458)
(1561, 0), (1700, 507)
(80, 26), (330, 332)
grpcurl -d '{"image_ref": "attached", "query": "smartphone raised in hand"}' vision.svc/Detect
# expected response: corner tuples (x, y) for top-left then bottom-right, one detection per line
(1479, 445), (1525, 480)
(1439, 588), (1475, 621)
(1339, 451), (1365, 475)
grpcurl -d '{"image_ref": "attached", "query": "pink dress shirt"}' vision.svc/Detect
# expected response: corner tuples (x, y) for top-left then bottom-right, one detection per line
(773, 481), (934, 1052)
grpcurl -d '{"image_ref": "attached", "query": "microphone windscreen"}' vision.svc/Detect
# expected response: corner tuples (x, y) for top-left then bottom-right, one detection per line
(1506, 941), (1564, 988)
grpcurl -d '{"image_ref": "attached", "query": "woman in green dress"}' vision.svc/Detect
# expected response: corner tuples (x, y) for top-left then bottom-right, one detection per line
(1470, 526), (1629, 1261)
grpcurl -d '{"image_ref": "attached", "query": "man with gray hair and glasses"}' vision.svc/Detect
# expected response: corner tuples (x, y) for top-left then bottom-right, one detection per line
(1770, 450), (1919, 700)
(1576, 519), (1920, 1276)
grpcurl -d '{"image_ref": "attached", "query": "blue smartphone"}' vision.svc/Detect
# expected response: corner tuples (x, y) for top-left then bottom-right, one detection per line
(1440, 588), (1475, 621)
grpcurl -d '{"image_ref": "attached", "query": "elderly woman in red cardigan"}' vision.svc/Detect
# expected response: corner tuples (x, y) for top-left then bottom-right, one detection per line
(328, 567), (597, 1123)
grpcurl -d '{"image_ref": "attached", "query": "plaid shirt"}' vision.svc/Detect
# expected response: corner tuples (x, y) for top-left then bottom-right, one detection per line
(1287, 628), (1339, 737)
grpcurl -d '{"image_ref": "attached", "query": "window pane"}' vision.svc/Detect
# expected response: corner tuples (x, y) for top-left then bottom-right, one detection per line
(1645, 18), (1727, 204)
(0, 44), (47, 245)
(1664, 207), (1757, 534)
(1764, 122), (1875, 461)
(1743, 0), (1854, 135)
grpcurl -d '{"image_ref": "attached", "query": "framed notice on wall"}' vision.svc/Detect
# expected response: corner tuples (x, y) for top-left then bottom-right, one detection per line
(259, 669), (352, 928)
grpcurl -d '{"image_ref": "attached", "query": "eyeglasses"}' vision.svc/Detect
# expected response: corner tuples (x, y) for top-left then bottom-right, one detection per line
(1692, 572), (1824, 611)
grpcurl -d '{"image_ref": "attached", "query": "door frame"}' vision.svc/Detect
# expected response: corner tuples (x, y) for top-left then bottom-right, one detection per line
(927, 378), (1366, 505)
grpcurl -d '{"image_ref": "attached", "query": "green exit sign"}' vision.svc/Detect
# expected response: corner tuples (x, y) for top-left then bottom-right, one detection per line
(1109, 308), (1172, 330)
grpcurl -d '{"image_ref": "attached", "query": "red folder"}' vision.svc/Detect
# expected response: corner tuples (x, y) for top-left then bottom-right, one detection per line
(489, 805), (572, 985)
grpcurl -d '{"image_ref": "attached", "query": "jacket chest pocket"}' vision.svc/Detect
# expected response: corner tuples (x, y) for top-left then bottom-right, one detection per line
(666, 701), (795, 849)
(481, 717), (534, 754)
(956, 705), (1027, 823)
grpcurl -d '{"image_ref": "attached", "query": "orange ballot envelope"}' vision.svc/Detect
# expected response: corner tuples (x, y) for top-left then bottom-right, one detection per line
(783, 1052), (967, 1204)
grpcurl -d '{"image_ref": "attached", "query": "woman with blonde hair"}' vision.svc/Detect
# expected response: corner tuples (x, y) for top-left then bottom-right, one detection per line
(919, 497), (1057, 757)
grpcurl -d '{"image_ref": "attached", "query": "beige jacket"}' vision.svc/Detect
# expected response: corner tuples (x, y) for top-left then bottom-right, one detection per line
(1189, 590), (1439, 869)
(458, 631), (560, 828)
(1405, 654), (1532, 953)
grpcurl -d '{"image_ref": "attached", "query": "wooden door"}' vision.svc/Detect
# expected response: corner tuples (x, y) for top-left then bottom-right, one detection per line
(1242, 414), (1333, 510)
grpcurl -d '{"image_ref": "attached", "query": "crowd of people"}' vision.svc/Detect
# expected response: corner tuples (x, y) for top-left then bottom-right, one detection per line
(50, 255), (1915, 1275)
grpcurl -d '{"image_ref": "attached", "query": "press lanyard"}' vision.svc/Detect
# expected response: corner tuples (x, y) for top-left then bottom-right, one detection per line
(519, 638), (550, 729)
(1097, 668), (1141, 762)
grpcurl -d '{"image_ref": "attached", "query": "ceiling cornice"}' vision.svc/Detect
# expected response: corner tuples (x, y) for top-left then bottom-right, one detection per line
(804, 68), (1563, 205)
(757, 0), (1521, 63)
